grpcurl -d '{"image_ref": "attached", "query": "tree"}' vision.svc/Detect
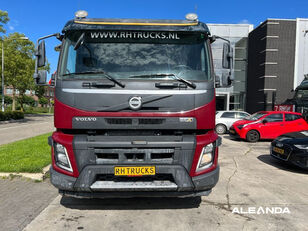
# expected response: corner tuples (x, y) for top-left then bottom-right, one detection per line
(39, 97), (48, 107)
(18, 95), (36, 108)
(0, 10), (9, 34)
(34, 85), (46, 99)
(1, 32), (35, 111)
(0, 95), (12, 104)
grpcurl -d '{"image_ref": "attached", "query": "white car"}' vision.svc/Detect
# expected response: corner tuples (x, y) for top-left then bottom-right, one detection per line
(215, 111), (250, 134)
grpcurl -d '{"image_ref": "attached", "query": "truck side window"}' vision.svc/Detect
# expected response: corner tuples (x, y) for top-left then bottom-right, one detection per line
(66, 45), (76, 74)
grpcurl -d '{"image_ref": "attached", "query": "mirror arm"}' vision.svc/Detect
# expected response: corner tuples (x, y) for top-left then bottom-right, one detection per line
(214, 35), (231, 44)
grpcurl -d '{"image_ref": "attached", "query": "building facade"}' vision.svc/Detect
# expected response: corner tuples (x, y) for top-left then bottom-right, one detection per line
(4, 87), (38, 101)
(246, 18), (308, 113)
(208, 23), (253, 111)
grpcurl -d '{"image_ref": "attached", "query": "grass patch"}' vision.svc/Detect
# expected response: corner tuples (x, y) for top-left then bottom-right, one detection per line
(0, 133), (52, 173)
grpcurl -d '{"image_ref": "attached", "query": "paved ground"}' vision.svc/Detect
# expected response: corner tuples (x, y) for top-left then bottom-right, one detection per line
(0, 114), (56, 231)
(0, 114), (54, 145)
(0, 177), (57, 231)
(23, 135), (308, 231)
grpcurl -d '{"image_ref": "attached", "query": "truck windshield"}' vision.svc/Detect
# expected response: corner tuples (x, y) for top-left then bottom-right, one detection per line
(59, 31), (211, 81)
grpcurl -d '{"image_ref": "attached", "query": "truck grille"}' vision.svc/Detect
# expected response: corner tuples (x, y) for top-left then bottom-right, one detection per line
(105, 118), (132, 124)
(138, 118), (165, 125)
(105, 118), (165, 125)
(95, 148), (175, 164)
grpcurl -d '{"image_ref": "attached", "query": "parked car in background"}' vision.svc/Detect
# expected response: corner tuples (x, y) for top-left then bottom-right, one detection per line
(271, 131), (308, 170)
(230, 111), (308, 142)
(215, 111), (250, 134)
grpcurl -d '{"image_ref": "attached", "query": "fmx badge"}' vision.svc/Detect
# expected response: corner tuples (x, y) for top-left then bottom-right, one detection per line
(179, 117), (194, 122)
(129, 96), (142, 110)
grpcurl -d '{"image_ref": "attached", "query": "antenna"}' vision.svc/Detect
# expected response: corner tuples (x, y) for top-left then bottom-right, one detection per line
(194, 4), (198, 14)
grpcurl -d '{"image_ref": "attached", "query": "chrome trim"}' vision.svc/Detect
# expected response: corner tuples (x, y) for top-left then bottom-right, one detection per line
(62, 88), (207, 95)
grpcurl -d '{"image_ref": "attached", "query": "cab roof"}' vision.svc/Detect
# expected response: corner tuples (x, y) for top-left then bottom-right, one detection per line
(62, 18), (210, 34)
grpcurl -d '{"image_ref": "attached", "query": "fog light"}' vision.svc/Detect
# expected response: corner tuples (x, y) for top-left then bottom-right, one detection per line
(197, 143), (214, 171)
(54, 143), (72, 172)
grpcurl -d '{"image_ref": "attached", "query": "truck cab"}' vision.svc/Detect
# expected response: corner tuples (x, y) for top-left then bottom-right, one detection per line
(34, 11), (232, 198)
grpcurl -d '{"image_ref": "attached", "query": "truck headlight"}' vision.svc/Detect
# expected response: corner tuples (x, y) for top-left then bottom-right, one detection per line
(54, 143), (73, 172)
(196, 143), (215, 171)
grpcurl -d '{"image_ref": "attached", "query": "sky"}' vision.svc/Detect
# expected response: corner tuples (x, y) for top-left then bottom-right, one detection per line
(1, 0), (308, 78)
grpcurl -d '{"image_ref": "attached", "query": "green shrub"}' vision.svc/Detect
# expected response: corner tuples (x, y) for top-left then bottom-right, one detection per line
(18, 95), (36, 107)
(11, 111), (24, 120)
(0, 95), (13, 104)
(24, 106), (53, 114)
(0, 111), (24, 121)
(39, 97), (49, 106)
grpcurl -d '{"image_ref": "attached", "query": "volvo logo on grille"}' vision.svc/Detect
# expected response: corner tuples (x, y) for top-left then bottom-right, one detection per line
(74, 117), (97, 122)
(129, 96), (142, 110)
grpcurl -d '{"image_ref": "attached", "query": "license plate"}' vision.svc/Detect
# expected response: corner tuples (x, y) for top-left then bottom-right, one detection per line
(273, 147), (284, 155)
(114, 166), (156, 176)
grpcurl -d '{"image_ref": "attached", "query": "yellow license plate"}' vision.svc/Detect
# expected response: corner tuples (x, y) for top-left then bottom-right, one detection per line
(273, 147), (284, 154)
(114, 166), (156, 176)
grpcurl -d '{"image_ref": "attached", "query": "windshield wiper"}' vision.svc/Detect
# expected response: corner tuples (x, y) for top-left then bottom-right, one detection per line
(129, 73), (196, 89)
(63, 71), (125, 88)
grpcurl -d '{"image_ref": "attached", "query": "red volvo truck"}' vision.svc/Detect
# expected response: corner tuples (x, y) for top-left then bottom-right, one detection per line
(34, 11), (232, 198)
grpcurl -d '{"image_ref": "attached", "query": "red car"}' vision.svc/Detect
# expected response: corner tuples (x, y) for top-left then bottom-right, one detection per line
(229, 111), (308, 142)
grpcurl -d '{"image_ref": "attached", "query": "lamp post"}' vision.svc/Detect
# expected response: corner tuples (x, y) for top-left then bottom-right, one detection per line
(1, 36), (29, 112)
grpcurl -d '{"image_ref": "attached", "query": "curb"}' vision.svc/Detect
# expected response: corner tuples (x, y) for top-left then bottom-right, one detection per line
(0, 118), (27, 124)
(0, 114), (53, 125)
(0, 164), (51, 181)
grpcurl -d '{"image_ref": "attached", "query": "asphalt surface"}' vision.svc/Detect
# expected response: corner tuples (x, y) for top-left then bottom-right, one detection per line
(23, 135), (308, 231)
(0, 114), (54, 145)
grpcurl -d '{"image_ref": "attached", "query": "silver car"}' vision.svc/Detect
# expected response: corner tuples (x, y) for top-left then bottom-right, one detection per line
(215, 111), (250, 134)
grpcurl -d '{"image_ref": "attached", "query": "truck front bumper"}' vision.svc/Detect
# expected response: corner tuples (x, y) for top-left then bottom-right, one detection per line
(50, 165), (219, 198)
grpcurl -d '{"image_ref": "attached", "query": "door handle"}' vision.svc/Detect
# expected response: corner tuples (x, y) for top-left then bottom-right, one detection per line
(280, 124), (284, 126)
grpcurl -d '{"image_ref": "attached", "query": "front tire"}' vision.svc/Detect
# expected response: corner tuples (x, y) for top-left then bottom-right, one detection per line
(246, 130), (260, 142)
(215, 124), (227, 135)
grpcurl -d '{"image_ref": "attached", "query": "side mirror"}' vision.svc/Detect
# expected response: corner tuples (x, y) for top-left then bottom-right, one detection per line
(49, 73), (56, 87)
(262, 119), (268, 124)
(221, 72), (232, 87)
(34, 70), (47, 85)
(215, 75), (220, 87)
(37, 41), (46, 67)
(222, 42), (233, 69)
